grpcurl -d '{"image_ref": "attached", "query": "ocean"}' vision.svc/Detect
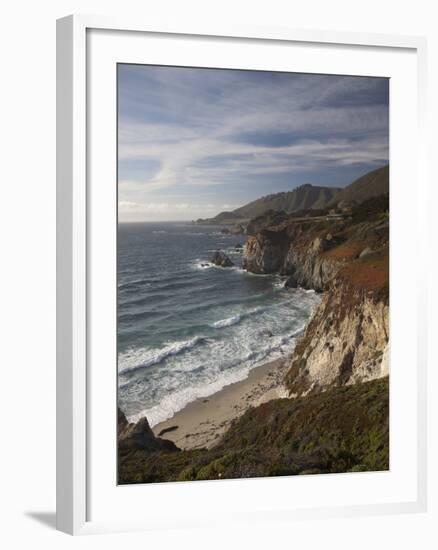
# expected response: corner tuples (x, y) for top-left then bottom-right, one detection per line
(117, 222), (320, 426)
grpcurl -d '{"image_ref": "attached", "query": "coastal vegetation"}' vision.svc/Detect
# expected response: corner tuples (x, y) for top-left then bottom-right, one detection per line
(118, 377), (389, 483)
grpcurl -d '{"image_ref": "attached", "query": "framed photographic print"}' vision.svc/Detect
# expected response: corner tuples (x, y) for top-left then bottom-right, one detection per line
(57, 15), (427, 535)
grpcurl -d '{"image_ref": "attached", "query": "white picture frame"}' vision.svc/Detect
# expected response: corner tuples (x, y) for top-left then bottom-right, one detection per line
(56, 14), (428, 535)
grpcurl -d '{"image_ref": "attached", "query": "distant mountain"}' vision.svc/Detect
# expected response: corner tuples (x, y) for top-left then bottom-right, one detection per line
(196, 165), (389, 225)
(199, 184), (341, 224)
(328, 165), (389, 207)
(233, 184), (342, 217)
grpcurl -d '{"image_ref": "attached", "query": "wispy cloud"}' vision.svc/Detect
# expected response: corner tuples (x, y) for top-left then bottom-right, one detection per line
(118, 65), (388, 221)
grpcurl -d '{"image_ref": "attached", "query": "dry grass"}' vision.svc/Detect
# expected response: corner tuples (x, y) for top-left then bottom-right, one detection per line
(322, 241), (369, 261)
(338, 246), (389, 295)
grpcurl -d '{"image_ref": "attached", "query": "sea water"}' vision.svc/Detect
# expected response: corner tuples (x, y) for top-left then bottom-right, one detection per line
(118, 222), (320, 426)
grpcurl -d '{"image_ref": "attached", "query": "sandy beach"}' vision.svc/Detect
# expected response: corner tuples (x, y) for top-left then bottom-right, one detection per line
(152, 356), (290, 450)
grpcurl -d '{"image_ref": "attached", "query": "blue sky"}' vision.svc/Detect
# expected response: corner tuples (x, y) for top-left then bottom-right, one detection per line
(118, 64), (389, 222)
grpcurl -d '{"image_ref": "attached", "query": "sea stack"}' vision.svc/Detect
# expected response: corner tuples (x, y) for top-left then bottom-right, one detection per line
(210, 250), (234, 267)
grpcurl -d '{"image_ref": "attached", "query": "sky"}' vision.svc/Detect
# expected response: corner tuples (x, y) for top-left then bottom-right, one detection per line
(118, 64), (389, 222)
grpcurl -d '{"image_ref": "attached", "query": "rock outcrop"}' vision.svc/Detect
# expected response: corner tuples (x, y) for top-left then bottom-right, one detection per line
(242, 229), (288, 274)
(285, 248), (389, 395)
(242, 222), (348, 288)
(281, 232), (345, 291)
(211, 250), (234, 267)
(243, 206), (388, 290)
(118, 408), (179, 453)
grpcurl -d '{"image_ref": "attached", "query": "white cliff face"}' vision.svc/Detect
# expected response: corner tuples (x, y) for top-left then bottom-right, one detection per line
(379, 343), (390, 378)
(286, 282), (389, 396)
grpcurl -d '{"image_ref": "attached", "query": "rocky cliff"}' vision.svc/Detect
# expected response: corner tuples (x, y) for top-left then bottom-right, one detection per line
(285, 247), (389, 395)
(242, 201), (389, 395)
(243, 222), (346, 290)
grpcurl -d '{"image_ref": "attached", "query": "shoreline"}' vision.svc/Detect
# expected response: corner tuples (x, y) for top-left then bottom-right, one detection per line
(152, 356), (290, 450)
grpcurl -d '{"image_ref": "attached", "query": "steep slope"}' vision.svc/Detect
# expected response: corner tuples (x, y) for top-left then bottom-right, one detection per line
(118, 377), (389, 483)
(328, 164), (389, 207)
(285, 248), (389, 395)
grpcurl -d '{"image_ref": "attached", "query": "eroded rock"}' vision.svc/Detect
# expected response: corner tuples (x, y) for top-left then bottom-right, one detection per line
(118, 408), (179, 452)
(211, 250), (234, 267)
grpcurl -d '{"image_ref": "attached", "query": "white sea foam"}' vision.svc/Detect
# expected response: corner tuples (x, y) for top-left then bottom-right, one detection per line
(211, 314), (242, 328)
(272, 277), (288, 289)
(119, 336), (205, 374)
(192, 260), (215, 270)
(192, 257), (283, 280)
(191, 259), (244, 273)
(123, 327), (308, 427)
(127, 339), (292, 427)
(118, 263), (322, 428)
(128, 367), (250, 426)
(208, 231), (232, 237)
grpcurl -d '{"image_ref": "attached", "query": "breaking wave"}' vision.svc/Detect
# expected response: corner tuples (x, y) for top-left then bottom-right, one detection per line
(119, 336), (206, 374)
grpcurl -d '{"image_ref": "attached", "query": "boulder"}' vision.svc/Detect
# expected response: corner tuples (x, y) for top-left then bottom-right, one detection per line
(284, 275), (298, 289)
(117, 408), (179, 453)
(211, 250), (234, 267)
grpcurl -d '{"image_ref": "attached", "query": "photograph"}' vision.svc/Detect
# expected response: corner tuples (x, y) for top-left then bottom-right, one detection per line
(116, 64), (390, 484)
